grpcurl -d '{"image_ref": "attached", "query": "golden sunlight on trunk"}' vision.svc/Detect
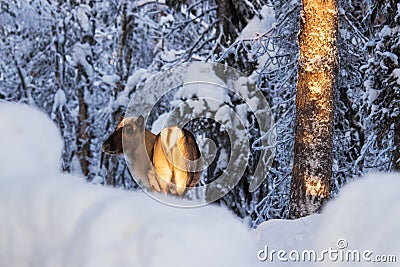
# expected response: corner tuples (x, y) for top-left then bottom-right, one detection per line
(289, 0), (338, 218)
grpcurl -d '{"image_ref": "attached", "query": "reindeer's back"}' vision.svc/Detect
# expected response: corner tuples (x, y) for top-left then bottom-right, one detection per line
(179, 128), (201, 188)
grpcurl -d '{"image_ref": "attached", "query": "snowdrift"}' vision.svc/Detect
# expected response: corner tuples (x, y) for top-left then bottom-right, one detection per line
(254, 174), (400, 266)
(314, 173), (400, 266)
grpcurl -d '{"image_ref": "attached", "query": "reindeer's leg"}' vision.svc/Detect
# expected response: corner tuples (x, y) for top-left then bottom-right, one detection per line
(147, 166), (161, 193)
(173, 169), (190, 196)
(153, 161), (173, 194)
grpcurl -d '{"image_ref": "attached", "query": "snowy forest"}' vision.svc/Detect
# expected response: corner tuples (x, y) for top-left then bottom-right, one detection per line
(1, 0), (399, 227)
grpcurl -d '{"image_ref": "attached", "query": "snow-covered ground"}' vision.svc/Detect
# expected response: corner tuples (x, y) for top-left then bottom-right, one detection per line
(313, 173), (400, 266)
(0, 103), (398, 266)
(254, 174), (400, 266)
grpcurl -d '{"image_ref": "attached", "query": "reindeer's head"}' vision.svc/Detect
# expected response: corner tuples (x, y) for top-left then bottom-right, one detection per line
(102, 115), (145, 155)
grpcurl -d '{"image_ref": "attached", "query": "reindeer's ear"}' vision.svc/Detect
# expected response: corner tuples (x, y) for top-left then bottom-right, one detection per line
(118, 116), (125, 123)
(136, 115), (144, 127)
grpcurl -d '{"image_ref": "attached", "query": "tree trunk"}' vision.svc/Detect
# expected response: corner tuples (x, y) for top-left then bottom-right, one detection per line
(289, 0), (338, 218)
(115, 0), (128, 95)
(393, 123), (400, 171)
(76, 65), (91, 177)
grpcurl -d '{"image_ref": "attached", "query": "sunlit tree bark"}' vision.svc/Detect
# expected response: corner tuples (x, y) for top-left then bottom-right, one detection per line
(289, 0), (338, 218)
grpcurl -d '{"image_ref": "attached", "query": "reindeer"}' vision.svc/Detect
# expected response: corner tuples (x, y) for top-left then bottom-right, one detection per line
(102, 115), (201, 196)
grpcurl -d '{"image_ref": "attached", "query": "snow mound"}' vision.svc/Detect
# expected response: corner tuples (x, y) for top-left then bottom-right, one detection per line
(254, 173), (400, 266)
(0, 175), (259, 267)
(0, 103), (260, 267)
(315, 173), (400, 266)
(253, 215), (322, 266)
(0, 102), (62, 179)
(254, 214), (321, 252)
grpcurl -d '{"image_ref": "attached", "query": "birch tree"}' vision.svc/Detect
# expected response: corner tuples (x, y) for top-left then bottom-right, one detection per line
(289, 0), (339, 218)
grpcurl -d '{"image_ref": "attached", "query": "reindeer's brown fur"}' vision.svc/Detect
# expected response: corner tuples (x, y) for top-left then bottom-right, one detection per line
(102, 116), (201, 196)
